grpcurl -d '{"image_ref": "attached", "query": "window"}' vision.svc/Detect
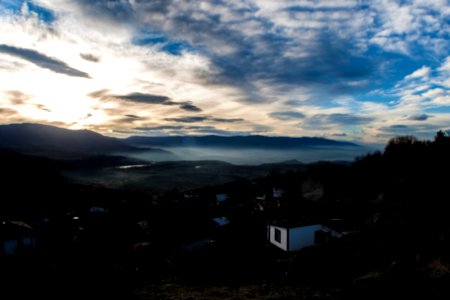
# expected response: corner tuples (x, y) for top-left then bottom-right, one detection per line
(274, 228), (281, 243)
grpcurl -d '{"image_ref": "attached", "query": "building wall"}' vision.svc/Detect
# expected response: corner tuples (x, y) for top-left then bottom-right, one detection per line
(288, 224), (342, 251)
(1, 237), (35, 256)
(288, 224), (323, 251)
(268, 225), (288, 251)
(3, 239), (19, 255)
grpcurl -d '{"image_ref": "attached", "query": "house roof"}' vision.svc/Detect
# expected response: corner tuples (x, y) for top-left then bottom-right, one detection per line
(268, 216), (322, 228)
(0, 221), (35, 241)
(268, 218), (355, 234)
(212, 216), (230, 226)
(215, 194), (228, 202)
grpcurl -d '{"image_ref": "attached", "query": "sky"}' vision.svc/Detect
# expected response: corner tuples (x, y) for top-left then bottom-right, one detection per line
(0, 0), (449, 143)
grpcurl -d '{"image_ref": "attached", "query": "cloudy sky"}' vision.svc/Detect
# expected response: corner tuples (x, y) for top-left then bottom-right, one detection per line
(0, 0), (449, 143)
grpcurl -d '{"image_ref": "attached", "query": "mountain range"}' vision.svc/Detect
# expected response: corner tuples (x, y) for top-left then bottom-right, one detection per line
(0, 123), (136, 157)
(0, 123), (361, 158)
(125, 135), (360, 149)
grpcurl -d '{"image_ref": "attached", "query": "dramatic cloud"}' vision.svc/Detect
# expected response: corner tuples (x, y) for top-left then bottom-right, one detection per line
(80, 53), (100, 63)
(211, 118), (244, 123)
(179, 103), (202, 112)
(1, 0), (450, 141)
(164, 116), (208, 123)
(89, 91), (203, 112)
(113, 93), (172, 105)
(165, 116), (243, 123)
(407, 114), (430, 121)
(332, 133), (348, 137)
(124, 114), (142, 120)
(307, 113), (373, 128)
(269, 111), (306, 121)
(135, 125), (184, 131)
(0, 44), (90, 78)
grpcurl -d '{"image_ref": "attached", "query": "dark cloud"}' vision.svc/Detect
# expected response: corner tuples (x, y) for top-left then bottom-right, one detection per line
(388, 124), (409, 129)
(379, 124), (410, 134)
(0, 44), (90, 78)
(81, 113), (92, 120)
(165, 116), (208, 123)
(192, 127), (248, 136)
(206, 31), (374, 100)
(69, 0), (135, 24)
(135, 125), (184, 131)
(324, 113), (373, 125)
(180, 102), (202, 112)
(35, 104), (51, 112)
(80, 53), (100, 62)
(269, 111), (306, 120)
(305, 113), (373, 129)
(71, 1), (376, 102)
(125, 114), (142, 120)
(407, 114), (431, 121)
(112, 129), (139, 135)
(211, 117), (243, 123)
(378, 124), (442, 139)
(89, 90), (203, 112)
(134, 124), (249, 136)
(331, 133), (348, 137)
(164, 116), (243, 123)
(114, 92), (172, 104)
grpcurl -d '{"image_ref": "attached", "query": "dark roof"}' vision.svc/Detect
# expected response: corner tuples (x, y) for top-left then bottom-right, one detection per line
(268, 218), (353, 233)
(0, 221), (35, 241)
(268, 218), (321, 229)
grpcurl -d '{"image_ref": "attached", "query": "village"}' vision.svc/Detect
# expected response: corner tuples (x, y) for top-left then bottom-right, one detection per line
(2, 133), (450, 299)
(1, 165), (365, 296)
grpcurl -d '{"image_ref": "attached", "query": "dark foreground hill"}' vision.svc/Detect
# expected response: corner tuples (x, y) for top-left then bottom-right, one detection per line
(0, 123), (164, 158)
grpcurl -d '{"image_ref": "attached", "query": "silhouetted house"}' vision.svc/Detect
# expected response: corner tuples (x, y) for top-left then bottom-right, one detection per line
(212, 216), (230, 227)
(180, 239), (212, 254)
(267, 222), (342, 252)
(215, 193), (229, 204)
(257, 200), (280, 211)
(272, 188), (285, 199)
(183, 191), (199, 200)
(0, 221), (36, 256)
(256, 194), (266, 201)
(90, 206), (109, 215)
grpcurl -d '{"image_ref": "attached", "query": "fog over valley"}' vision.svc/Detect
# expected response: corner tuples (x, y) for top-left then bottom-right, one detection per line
(121, 145), (371, 165)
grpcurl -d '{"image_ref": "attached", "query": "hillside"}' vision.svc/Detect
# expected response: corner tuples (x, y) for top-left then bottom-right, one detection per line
(0, 123), (161, 158)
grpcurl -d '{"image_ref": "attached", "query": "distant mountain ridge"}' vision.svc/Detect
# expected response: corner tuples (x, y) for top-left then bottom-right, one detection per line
(0, 123), (136, 157)
(125, 135), (360, 149)
(0, 123), (361, 160)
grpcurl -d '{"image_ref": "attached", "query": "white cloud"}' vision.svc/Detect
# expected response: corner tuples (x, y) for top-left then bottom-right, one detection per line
(1, 0), (449, 142)
(405, 66), (431, 80)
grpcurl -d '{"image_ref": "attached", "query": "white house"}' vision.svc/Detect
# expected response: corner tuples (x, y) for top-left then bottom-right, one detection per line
(267, 222), (342, 252)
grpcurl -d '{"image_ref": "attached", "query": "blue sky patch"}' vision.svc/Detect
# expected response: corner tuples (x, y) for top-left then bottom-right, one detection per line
(0, 0), (55, 23)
